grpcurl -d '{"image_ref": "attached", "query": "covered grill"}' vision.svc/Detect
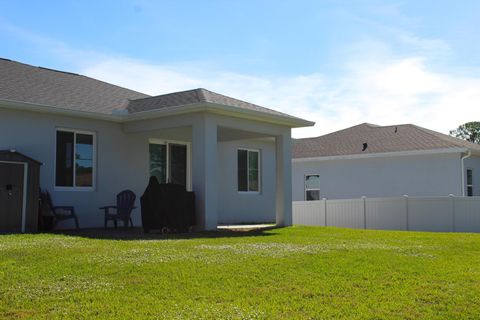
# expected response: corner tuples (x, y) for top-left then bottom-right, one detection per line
(140, 177), (195, 233)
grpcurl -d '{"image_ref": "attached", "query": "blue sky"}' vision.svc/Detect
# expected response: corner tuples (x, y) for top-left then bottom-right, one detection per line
(1, 0), (479, 137)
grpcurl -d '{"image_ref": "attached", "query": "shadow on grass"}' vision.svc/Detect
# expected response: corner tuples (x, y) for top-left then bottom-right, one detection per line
(53, 226), (280, 241)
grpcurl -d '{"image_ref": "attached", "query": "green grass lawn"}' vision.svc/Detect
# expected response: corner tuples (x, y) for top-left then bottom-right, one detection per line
(1, 226), (480, 319)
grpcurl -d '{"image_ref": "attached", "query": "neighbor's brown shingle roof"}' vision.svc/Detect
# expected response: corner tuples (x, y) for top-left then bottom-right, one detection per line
(0, 58), (306, 123)
(0, 58), (149, 114)
(293, 123), (480, 158)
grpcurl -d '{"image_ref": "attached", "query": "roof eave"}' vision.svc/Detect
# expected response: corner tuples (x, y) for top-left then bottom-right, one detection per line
(0, 98), (124, 122)
(0, 98), (315, 128)
(207, 102), (314, 128)
(469, 149), (480, 156)
(293, 147), (469, 162)
(125, 102), (315, 128)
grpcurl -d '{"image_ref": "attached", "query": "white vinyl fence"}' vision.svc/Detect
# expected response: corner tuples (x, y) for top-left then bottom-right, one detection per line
(293, 196), (480, 232)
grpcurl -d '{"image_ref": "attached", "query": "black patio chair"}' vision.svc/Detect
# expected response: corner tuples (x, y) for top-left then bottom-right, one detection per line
(100, 190), (136, 229)
(40, 190), (79, 230)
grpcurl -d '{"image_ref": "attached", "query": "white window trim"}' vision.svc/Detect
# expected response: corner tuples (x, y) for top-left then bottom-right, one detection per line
(305, 173), (320, 201)
(237, 148), (261, 194)
(148, 138), (192, 191)
(54, 128), (97, 192)
(466, 168), (474, 197)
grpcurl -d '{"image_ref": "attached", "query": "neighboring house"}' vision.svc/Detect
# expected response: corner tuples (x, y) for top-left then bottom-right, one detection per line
(0, 58), (314, 230)
(292, 123), (480, 201)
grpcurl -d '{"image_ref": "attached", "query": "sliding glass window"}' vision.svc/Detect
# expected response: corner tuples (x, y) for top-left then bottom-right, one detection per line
(55, 129), (95, 189)
(238, 149), (260, 192)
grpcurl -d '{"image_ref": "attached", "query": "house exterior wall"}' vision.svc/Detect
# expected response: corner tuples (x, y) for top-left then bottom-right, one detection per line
(292, 152), (463, 201)
(0, 107), (279, 228)
(217, 139), (276, 224)
(0, 108), (162, 228)
(464, 155), (480, 196)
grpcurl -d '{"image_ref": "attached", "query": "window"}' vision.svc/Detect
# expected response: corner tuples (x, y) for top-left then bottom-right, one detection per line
(467, 169), (473, 197)
(55, 129), (95, 189)
(305, 174), (320, 201)
(149, 140), (190, 189)
(149, 143), (167, 183)
(238, 149), (260, 192)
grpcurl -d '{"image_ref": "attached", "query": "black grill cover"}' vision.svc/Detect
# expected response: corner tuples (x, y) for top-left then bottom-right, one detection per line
(140, 177), (195, 233)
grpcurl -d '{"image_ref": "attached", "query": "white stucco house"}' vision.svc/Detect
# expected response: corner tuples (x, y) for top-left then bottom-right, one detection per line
(293, 123), (480, 201)
(0, 58), (314, 230)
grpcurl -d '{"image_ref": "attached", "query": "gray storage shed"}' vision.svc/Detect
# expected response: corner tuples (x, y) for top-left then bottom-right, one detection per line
(0, 150), (42, 233)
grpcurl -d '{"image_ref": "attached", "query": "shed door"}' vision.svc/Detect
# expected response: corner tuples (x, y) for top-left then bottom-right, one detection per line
(0, 162), (24, 232)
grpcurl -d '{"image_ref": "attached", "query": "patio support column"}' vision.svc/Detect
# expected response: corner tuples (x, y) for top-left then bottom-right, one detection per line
(275, 131), (292, 226)
(191, 114), (218, 230)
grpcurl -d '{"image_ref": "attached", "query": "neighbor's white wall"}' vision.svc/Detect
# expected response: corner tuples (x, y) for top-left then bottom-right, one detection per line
(464, 155), (480, 196)
(217, 138), (276, 224)
(0, 108), (192, 228)
(292, 153), (463, 200)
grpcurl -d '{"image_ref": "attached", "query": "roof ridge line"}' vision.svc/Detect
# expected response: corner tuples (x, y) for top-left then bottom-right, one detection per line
(410, 124), (458, 144)
(200, 88), (299, 118)
(195, 88), (208, 102)
(0, 58), (150, 99)
(70, 74), (150, 98)
(363, 122), (381, 127)
(37, 66), (79, 76)
(130, 88), (206, 102)
(370, 123), (412, 129)
(410, 124), (478, 149)
(296, 123), (378, 140)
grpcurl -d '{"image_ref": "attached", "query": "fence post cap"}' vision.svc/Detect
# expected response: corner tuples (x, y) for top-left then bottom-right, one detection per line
(321, 198), (327, 200)
(361, 196), (366, 199)
(403, 195), (409, 198)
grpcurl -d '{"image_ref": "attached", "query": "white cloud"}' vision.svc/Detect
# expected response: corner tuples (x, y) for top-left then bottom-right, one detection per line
(4, 18), (477, 139)
(81, 54), (480, 138)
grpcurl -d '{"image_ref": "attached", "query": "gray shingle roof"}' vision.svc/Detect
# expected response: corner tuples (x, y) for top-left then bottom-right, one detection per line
(127, 88), (300, 120)
(293, 123), (480, 158)
(0, 58), (309, 125)
(0, 58), (149, 114)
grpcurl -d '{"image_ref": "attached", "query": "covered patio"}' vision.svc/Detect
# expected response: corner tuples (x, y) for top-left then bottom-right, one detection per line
(123, 108), (303, 230)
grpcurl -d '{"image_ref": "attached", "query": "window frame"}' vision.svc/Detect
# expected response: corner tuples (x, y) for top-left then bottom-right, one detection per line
(466, 168), (474, 197)
(304, 173), (321, 201)
(54, 128), (97, 192)
(237, 148), (261, 194)
(148, 138), (192, 191)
